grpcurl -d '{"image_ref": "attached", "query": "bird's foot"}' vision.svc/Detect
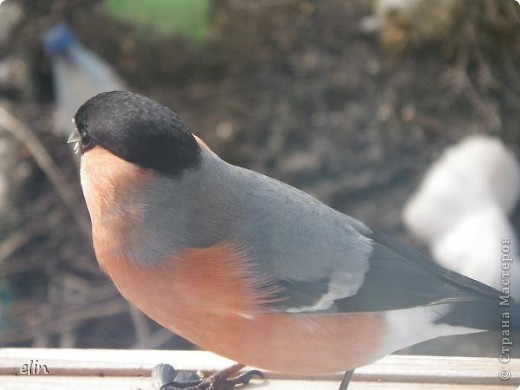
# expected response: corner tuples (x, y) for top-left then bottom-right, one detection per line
(152, 363), (264, 390)
(338, 369), (355, 390)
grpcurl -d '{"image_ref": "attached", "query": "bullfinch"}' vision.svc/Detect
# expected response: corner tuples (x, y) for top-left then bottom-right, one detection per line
(71, 91), (519, 389)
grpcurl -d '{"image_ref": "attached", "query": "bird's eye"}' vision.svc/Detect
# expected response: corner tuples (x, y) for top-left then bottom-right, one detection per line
(81, 130), (93, 150)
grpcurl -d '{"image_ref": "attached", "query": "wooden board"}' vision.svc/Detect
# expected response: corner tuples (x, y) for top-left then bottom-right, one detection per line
(0, 349), (519, 389)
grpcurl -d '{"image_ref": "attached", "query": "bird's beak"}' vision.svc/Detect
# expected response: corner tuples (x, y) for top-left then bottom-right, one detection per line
(68, 130), (81, 154)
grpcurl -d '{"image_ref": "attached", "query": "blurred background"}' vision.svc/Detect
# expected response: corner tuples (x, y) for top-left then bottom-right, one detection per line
(0, 0), (519, 358)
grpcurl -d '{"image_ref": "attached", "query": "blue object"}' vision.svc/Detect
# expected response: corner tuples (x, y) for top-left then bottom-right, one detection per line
(41, 23), (127, 136)
(42, 23), (77, 54)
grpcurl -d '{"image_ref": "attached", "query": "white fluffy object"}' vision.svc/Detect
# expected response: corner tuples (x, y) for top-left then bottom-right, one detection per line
(403, 136), (520, 243)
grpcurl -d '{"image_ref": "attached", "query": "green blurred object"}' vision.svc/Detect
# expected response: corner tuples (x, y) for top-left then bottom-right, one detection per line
(105, 0), (211, 41)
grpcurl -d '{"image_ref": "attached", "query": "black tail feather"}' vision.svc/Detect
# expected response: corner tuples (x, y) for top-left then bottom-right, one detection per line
(438, 297), (520, 332)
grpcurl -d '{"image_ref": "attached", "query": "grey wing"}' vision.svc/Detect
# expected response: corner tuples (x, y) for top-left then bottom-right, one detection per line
(229, 165), (498, 314)
(231, 167), (373, 313)
(269, 227), (500, 314)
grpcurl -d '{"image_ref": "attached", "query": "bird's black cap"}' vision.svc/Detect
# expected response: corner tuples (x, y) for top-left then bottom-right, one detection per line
(73, 91), (201, 176)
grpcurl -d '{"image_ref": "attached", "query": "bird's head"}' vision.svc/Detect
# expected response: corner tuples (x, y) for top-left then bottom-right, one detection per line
(71, 90), (201, 176)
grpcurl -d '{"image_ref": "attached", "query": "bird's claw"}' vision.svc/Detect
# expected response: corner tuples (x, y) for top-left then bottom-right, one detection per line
(153, 363), (264, 390)
(225, 369), (263, 387)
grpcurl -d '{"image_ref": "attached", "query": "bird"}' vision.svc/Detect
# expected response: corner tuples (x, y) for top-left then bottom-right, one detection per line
(71, 91), (519, 389)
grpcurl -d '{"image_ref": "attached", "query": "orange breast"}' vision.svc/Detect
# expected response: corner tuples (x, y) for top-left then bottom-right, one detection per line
(98, 243), (385, 375)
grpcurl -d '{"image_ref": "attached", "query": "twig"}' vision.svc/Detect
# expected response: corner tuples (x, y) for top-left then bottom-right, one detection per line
(0, 228), (33, 263)
(0, 105), (90, 237)
(129, 304), (151, 347)
(59, 329), (78, 348)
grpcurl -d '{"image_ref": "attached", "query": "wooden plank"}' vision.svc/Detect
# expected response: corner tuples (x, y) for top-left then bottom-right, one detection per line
(0, 377), (517, 390)
(0, 349), (519, 387)
(0, 376), (150, 390)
